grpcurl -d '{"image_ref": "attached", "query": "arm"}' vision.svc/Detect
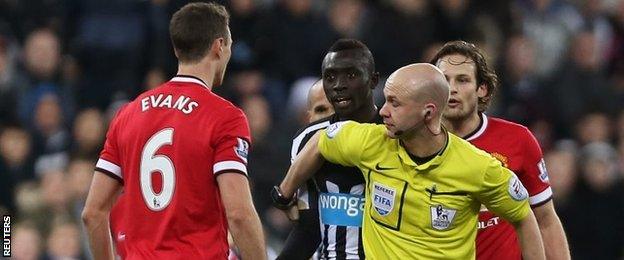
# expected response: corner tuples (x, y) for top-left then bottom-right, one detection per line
(217, 172), (266, 260)
(277, 208), (321, 260)
(513, 210), (546, 260)
(533, 201), (570, 260)
(279, 132), (324, 198)
(82, 172), (122, 260)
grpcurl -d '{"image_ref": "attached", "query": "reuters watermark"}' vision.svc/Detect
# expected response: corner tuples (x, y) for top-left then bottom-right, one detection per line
(3, 215), (10, 257)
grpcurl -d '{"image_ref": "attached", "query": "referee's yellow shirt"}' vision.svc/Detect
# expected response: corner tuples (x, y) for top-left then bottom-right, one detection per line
(318, 121), (530, 259)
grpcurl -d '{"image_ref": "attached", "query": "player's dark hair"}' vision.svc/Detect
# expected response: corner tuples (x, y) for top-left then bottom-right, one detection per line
(429, 41), (499, 113)
(327, 39), (375, 74)
(169, 2), (230, 63)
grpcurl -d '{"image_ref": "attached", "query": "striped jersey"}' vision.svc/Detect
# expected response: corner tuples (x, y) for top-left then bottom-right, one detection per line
(291, 113), (381, 259)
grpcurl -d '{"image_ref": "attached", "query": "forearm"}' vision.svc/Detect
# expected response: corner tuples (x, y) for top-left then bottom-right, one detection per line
(277, 209), (321, 260)
(279, 133), (324, 197)
(515, 212), (546, 260)
(228, 209), (267, 260)
(82, 211), (115, 260)
(534, 202), (570, 260)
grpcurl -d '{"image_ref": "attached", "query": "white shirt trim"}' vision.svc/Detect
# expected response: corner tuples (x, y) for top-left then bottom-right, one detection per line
(291, 121), (331, 162)
(465, 113), (489, 141)
(214, 160), (247, 175)
(96, 158), (123, 179)
(529, 187), (553, 205)
(170, 76), (209, 89)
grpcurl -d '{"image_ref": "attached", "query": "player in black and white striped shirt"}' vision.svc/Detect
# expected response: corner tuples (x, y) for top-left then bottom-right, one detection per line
(277, 39), (381, 260)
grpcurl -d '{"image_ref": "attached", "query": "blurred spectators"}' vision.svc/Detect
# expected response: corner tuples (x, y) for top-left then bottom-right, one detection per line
(12, 222), (43, 260)
(564, 142), (624, 259)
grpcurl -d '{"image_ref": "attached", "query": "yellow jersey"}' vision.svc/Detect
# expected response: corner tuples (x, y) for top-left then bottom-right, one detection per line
(318, 121), (530, 259)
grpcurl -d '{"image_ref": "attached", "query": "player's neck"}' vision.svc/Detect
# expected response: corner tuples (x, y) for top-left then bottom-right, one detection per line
(177, 63), (216, 90)
(401, 127), (447, 158)
(442, 112), (481, 138)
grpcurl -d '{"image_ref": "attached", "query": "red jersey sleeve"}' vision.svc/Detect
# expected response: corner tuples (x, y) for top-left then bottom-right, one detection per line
(520, 128), (552, 206)
(95, 105), (127, 184)
(212, 107), (251, 176)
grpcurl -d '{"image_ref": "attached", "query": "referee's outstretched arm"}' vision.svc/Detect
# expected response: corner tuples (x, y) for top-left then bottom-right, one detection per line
(514, 210), (546, 260)
(279, 132), (324, 199)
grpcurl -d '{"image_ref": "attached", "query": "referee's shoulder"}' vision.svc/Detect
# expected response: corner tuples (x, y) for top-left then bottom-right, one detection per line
(449, 133), (492, 159)
(290, 115), (333, 158)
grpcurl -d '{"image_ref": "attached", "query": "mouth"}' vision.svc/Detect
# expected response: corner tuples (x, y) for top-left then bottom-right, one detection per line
(333, 96), (352, 108)
(448, 98), (460, 108)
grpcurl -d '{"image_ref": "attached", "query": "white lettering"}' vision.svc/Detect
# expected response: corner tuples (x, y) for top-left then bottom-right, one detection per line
(477, 217), (500, 230)
(141, 97), (149, 111)
(150, 94), (164, 107)
(158, 95), (173, 108)
(3, 215), (10, 257)
(141, 94), (199, 115)
(182, 101), (198, 114)
(319, 194), (365, 217)
(173, 96), (190, 110)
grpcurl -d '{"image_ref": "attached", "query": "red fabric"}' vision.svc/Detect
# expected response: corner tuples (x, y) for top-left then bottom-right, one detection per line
(100, 78), (251, 259)
(470, 115), (551, 260)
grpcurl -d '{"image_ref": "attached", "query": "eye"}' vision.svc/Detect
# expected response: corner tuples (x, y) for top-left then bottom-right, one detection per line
(457, 76), (470, 84)
(347, 71), (357, 79)
(315, 106), (328, 113)
(324, 73), (335, 82)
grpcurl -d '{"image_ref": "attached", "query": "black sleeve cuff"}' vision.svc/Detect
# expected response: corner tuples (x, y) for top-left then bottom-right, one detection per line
(95, 167), (124, 185)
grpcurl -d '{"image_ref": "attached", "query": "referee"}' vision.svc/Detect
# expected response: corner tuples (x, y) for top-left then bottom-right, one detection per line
(273, 63), (546, 259)
(277, 39), (381, 260)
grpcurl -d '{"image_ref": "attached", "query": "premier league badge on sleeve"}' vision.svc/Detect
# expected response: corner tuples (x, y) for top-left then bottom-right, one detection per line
(234, 138), (249, 163)
(326, 122), (346, 139)
(430, 204), (457, 230)
(508, 174), (528, 201)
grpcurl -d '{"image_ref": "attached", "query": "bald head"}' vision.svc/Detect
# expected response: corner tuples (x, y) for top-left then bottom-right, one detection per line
(385, 63), (449, 114)
(307, 80), (334, 122)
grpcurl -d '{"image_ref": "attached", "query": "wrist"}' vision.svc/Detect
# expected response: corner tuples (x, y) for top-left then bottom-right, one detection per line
(271, 186), (295, 210)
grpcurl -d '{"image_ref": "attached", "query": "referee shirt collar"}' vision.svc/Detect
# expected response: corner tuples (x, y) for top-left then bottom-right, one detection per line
(397, 128), (450, 170)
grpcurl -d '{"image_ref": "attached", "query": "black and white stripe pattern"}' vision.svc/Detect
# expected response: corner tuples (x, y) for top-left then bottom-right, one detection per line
(291, 115), (366, 259)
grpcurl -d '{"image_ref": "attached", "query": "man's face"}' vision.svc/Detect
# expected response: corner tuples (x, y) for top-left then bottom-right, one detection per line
(437, 54), (485, 121)
(322, 50), (373, 118)
(307, 81), (334, 122)
(379, 80), (422, 139)
(215, 27), (232, 86)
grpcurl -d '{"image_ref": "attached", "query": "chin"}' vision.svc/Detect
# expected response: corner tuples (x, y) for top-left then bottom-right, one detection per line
(385, 129), (398, 139)
(443, 110), (469, 121)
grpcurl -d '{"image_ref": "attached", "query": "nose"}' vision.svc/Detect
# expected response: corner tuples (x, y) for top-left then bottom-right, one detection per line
(448, 80), (458, 95)
(379, 102), (389, 118)
(332, 76), (347, 91)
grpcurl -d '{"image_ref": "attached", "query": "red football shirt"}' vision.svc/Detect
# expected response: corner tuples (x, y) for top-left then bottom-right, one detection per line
(95, 76), (251, 259)
(466, 114), (552, 260)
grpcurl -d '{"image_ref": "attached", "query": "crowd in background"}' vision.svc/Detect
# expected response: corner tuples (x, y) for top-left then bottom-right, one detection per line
(0, 0), (623, 259)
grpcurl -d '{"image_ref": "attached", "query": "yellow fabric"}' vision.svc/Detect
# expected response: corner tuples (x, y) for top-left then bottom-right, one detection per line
(318, 121), (530, 259)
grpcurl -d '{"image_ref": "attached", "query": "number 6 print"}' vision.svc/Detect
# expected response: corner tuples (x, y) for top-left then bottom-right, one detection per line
(141, 128), (176, 211)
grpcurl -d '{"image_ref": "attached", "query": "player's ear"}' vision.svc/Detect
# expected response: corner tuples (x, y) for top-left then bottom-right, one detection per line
(477, 83), (488, 98)
(370, 72), (380, 89)
(210, 37), (225, 58)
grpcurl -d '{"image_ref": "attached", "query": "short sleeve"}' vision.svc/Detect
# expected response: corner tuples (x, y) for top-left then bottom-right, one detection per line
(318, 121), (368, 167)
(476, 157), (531, 223)
(212, 107), (251, 176)
(96, 106), (126, 184)
(520, 130), (552, 206)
